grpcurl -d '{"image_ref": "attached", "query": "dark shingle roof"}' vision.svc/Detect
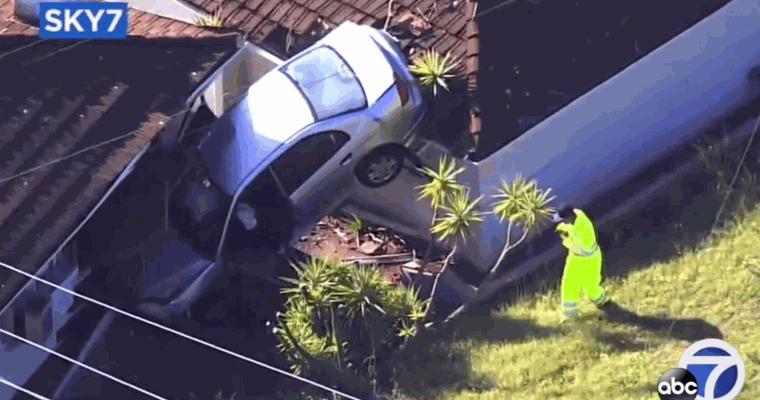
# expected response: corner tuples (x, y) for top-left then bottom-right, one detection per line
(0, 36), (238, 312)
(186, 0), (470, 60)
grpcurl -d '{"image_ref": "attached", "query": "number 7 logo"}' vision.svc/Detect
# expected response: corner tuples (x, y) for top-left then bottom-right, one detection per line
(677, 339), (745, 400)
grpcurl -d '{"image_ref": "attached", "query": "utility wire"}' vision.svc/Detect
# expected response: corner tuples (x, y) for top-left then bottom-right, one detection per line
(0, 110), (187, 184)
(0, 328), (169, 400)
(0, 39), (46, 61)
(0, 260), (363, 400)
(22, 39), (93, 67)
(0, 376), (51, 400)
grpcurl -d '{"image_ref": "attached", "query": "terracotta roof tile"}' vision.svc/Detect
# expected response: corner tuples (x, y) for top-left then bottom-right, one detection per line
(0, 35), (238, 313)
(244, 0), (267, 12)
(318, 2), (342, 19)
(226, 8), (252, 28)
(369, 2), (390, 19)
(329, 7), (357, 24)
(284, 6), (310, 29)
(239, 14), (264, 33)
(220, 0), (242, 21)
(269, 2), (298, 25)
(251, 19), (277, 40)
(256, 0), (280, 20)
(357, 14), (376, 25)
(293, 12), (319, 34)
(445, 12), (468, 35)
(307, 0), (333, 12)
(432, 33), (460, 55)
(432, 8), (460, 30)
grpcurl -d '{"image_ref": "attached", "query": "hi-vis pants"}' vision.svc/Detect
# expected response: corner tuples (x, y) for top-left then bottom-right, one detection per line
(561, 250), (608, 319)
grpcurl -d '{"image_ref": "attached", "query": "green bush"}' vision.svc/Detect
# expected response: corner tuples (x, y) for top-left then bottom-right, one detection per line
(276, 256), (426, 383)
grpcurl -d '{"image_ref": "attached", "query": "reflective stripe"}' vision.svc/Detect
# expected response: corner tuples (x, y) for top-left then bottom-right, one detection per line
(563, 309), (579, 318)
(590, 293), (608, 306)
(563, 302), (578, 308)
(571, 243), (599, 257)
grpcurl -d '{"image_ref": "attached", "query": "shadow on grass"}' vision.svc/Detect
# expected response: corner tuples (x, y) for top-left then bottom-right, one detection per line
(602, 301), (724, 342)
(379, 314), (559, 398)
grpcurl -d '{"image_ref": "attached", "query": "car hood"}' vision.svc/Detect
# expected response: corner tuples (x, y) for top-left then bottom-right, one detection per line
(136, 239), (220, 319)
(319, 22), (396, 105)
(200, 71), (315, 196)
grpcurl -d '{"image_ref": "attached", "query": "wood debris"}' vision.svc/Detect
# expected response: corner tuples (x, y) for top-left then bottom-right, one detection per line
(358, 240), (382, 255)
(394, 10), (433, 36)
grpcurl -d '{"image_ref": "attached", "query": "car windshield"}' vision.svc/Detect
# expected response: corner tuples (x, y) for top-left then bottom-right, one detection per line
(281, 46), (367, 120)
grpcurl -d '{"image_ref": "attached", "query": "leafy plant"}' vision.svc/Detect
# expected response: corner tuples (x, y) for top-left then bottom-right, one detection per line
(445, 174), (555, 322)
(277, 256), (425, 385)
(195, 8), (223, 27)
(345, 214), (367, 246)
(423, 187), (484, 322)
(409, 50), (461, 97)
(488, 174), (556, 276)
(416, 156), (466, 272)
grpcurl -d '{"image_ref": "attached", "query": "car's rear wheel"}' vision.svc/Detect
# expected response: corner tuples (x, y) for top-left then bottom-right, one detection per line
(356, 147), (405, 188)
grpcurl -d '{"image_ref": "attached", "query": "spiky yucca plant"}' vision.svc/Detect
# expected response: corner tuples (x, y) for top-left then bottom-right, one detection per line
(345, 214), (366, 247)
(422, 187), (484, 322)
(409, 50), (460, 97)
(416, 156), (466, 271)
(488, 174), (556, 277)
(277, 256), (425, 380)
(195, 8), (223, 27)
(445, 174), (555, 322)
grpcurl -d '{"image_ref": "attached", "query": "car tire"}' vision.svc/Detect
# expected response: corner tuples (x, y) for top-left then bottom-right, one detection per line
(356, 147), (405, 188)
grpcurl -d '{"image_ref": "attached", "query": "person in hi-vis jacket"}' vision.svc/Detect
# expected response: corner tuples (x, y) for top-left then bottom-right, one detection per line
(553, 206), (609, 320)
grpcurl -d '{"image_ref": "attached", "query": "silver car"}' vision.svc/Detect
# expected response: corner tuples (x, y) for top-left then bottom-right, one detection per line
(136, 22), (427, 319)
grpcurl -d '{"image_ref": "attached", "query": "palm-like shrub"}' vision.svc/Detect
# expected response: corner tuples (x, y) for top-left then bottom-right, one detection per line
(488, 174), (556, 277)
(423, 187), (484, 321)
(277, 256), (425, 384)
(195, 8), (223, 27)
(409, 50), (460, 97)
(416, 156), (465, 272)
(445, 174), (555, 322)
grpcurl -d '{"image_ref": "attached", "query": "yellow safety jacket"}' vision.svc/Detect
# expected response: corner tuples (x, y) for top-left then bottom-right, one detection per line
(556, 209), (599, 257)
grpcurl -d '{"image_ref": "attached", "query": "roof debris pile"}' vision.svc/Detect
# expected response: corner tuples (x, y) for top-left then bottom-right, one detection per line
(297, 215), (446, 289)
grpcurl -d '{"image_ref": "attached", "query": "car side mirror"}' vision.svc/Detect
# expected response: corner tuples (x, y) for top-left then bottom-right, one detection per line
(235, 203), (258, 231)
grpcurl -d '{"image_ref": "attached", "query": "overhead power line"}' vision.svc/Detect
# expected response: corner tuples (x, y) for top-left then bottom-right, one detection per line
(0, 375), (51, 400)
(0, 328), (170, 400)
(0, 259), (363, 400)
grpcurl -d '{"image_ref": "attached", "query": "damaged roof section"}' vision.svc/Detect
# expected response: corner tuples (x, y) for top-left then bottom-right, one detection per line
(186, 0), (470, 60)
(0, 36), (239, 312)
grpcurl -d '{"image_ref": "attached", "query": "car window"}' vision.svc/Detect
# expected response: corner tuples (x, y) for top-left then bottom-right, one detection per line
(271, 131), (350, 195)
(282, 46), (367, 120)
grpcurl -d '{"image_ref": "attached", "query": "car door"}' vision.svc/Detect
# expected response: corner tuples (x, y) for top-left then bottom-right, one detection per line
(269, 130), (352, 236)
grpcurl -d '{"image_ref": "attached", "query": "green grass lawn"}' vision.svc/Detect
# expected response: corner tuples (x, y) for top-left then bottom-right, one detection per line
(394, 207), (760, 400)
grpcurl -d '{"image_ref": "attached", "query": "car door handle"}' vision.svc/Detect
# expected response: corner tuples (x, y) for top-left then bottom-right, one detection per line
(340, 154), (353, 166)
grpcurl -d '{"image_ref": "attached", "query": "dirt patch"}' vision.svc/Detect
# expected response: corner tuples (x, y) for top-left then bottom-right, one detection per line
(295, 215), (443, 287)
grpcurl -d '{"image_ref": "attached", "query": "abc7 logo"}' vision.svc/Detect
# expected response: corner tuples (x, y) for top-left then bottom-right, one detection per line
(658, 368), (699, 400)
(659, 339), (745, 400)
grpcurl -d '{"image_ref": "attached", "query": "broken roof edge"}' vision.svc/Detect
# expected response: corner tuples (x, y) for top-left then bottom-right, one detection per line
(109, 0), (211, 25)
(0, 113), (169, 317)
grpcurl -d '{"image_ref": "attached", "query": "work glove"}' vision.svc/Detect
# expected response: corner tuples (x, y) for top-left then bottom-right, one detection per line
(555, 222), (573, 234)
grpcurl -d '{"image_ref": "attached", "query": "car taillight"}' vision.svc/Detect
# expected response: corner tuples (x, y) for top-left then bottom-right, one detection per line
(394, 72), (409, 106)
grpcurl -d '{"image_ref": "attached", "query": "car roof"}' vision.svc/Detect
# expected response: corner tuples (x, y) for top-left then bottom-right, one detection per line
(280, 45), (367, 120)
(318, 22), (395, 105)
(200, 71), (314, 196)
(199, 22), (395, 196)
